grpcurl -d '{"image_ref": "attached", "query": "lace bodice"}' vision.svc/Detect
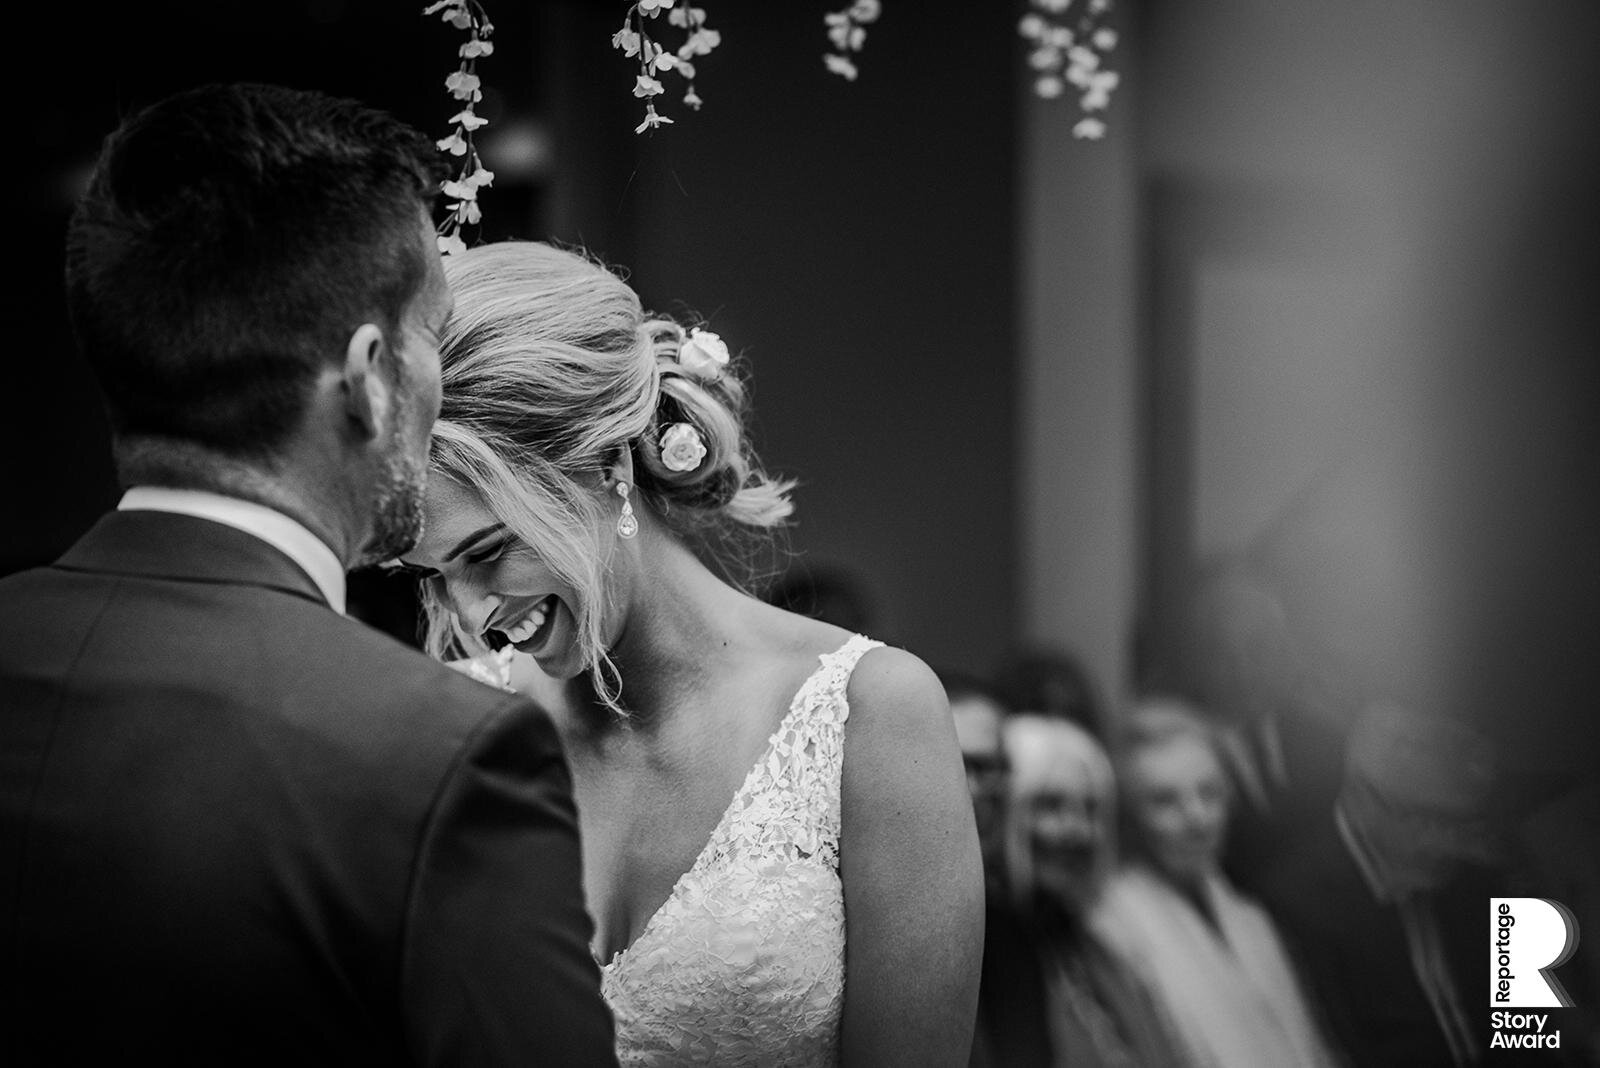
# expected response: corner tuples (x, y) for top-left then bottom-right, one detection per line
(597, 634), (882, 1067)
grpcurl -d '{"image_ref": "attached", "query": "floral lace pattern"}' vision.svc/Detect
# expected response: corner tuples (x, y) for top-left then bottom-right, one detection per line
(600, 634), (882, 1066)
(451, 645), (515, 690)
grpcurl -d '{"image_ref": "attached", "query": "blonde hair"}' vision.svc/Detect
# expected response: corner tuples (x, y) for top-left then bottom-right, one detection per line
(1115, 696), (1224, 762)
(1001, 714), (1118, 911)
(420, 241), (794, 706)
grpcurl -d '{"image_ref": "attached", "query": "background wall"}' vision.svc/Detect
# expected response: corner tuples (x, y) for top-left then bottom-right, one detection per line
(532, 4), (1022, 674)
(1018, 0), (1600, 799)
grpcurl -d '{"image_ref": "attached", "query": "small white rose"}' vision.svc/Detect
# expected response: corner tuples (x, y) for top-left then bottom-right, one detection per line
(678, 328), (730, 377)
(660, 422), (708, 473)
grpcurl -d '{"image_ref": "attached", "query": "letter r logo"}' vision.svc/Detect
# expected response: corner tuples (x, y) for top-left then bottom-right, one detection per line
(1490, 898), (1579, 1007)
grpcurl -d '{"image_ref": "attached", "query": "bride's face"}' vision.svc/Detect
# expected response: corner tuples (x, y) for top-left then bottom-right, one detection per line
(402, 473), (617, 680)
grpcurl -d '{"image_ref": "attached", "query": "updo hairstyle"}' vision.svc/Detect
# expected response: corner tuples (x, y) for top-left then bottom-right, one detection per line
(419, 241), (793, 703)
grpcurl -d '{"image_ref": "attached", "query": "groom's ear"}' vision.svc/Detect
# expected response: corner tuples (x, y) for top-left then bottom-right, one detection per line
(340, 323), (389, 442)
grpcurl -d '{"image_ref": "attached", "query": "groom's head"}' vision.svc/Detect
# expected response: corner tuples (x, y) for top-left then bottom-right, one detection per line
(65, 82), (450, 563)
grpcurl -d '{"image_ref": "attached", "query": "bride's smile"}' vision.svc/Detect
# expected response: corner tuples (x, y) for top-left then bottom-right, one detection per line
(402, 240), (985, 1065)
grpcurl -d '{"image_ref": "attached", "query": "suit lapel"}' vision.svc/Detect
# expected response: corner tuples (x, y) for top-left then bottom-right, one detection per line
(54, 511), (333, 610)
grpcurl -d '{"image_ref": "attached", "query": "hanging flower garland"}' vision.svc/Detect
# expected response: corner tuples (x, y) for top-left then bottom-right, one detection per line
(611, 2), (723, 135)
(422, 2), (1118, 151)
(1019, 0), (1120, 139)
(424, 0), (496, 255)
(822, 0), (881, 81)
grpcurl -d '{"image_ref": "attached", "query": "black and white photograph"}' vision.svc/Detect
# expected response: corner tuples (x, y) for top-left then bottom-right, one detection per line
(4, 2), (1597, 1065)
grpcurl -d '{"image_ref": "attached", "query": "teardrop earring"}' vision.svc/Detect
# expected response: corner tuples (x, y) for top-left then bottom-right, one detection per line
(616, 481), (638, 539)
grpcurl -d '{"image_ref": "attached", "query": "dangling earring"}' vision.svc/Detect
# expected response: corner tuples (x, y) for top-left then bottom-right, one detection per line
(616, 481), (638, 539)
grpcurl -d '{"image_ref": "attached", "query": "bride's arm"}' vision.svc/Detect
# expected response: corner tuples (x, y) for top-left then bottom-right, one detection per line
(839, 647), (984, 1067)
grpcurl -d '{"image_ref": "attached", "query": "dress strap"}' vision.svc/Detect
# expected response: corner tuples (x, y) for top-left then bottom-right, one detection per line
(804, 633), (883, 727)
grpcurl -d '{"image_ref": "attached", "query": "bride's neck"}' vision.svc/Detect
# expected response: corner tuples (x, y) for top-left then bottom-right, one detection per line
(580, 536), (761, 736)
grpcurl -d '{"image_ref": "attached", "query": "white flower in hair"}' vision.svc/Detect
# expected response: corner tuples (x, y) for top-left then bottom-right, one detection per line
(660, 422), (709, 473)
(678, 328), (730, 377)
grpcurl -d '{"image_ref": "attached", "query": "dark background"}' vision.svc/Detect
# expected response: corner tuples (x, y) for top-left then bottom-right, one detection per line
(9, 0), (1019, 675)
(11, 0), (1600, 813)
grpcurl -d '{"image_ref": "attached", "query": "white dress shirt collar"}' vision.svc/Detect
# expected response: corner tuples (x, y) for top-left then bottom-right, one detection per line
(118, 486), (347, 614)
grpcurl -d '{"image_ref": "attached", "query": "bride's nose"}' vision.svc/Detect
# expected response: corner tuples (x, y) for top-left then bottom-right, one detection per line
(447, 579), (501, 640)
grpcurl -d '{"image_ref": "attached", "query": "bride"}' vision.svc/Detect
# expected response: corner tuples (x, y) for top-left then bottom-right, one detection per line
(396, 240), (983, 1065)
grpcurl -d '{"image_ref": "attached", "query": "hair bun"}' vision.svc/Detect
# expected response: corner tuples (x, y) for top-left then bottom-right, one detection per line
(634, 316), (793, 530)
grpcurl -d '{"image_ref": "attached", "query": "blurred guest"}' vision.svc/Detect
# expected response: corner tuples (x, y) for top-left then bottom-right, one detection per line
(1095, 698), (1338, 1068)
(971, 715), (1183, 1067)
(939, 668), (1012, 895)
(1176, 563), (1353, 903)
(1257, 702), (1530, 1066)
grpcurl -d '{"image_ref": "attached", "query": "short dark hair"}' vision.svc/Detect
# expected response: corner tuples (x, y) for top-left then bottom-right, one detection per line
(64, 82), (446, 459)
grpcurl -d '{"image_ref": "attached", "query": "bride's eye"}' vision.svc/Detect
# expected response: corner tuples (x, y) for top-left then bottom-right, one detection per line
(466, 538), (512, 566)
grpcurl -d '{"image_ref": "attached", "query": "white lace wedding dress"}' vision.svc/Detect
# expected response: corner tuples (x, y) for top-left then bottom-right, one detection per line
(597, 634), (881, 1066)
(454, 634), (880, 1064)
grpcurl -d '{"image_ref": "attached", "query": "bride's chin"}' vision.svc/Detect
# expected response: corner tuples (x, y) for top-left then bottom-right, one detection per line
(523, 600), (587, 679)
(531, 648), (586, 681)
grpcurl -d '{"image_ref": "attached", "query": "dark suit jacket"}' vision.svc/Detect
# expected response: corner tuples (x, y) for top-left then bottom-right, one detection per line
(0, 512), (616, 1066)
(1258, 817), (1520, 1067)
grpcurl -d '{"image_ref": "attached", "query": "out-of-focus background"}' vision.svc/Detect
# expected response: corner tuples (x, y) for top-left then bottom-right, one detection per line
(12, 0), (1599, 814)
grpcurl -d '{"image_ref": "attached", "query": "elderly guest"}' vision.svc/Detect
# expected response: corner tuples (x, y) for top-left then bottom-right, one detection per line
(971, 715), (1181, 1067)
(1094, 698), (1338, 1068)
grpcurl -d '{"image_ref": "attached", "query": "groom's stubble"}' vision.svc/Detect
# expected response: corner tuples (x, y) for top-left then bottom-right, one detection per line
(358, 373), (432, 567)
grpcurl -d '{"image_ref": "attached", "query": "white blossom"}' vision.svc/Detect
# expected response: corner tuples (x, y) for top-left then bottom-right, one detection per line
(635, 106), (675, 134)
(824, 53), (859, 80)
(612, 26), (642, 56)
(849, 0), (882, 22)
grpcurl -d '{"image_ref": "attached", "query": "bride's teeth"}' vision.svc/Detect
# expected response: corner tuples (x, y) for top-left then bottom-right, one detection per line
(501, 600), (552, 645)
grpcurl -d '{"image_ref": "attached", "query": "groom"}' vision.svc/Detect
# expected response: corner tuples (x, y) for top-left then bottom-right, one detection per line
(0, 84), (615, 1065)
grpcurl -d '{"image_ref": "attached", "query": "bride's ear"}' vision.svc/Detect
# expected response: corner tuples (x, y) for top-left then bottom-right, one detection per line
(604, 445), (636, 493)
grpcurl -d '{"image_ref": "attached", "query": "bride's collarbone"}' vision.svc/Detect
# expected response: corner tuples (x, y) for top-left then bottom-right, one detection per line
(575, 678), (809, 956)
(580, 762), (730, 962)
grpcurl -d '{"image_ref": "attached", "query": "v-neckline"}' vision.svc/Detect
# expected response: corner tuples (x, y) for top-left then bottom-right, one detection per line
(595, 635), (863, 971)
